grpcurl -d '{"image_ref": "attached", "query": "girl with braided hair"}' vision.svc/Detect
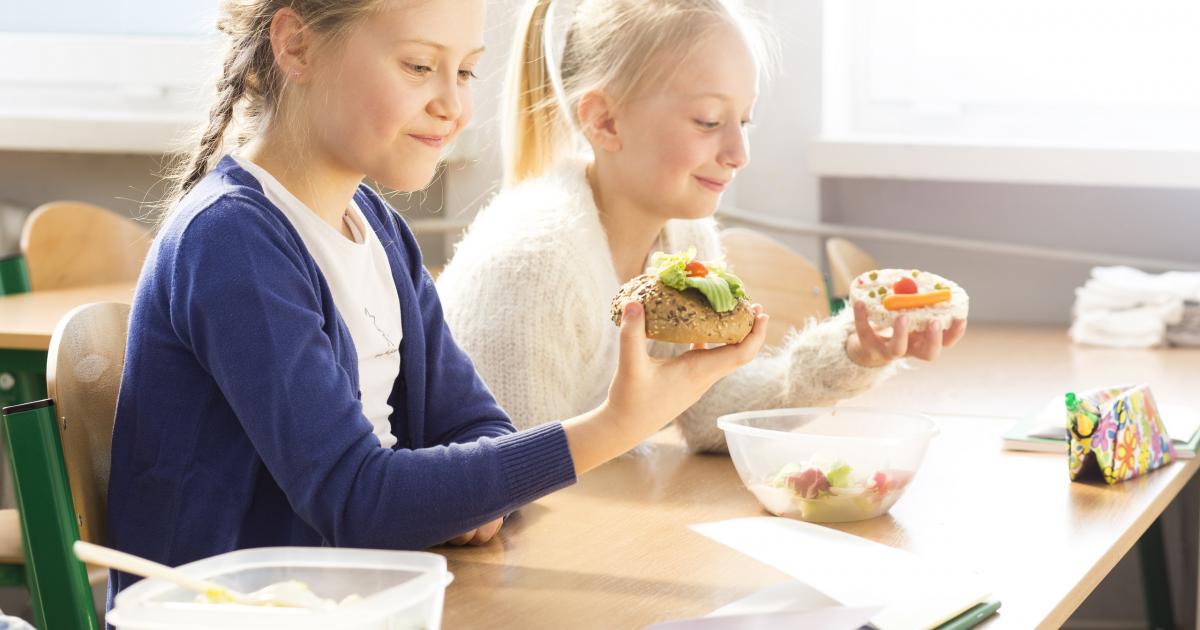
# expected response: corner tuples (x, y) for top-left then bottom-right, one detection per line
(107, 0), (766, 603)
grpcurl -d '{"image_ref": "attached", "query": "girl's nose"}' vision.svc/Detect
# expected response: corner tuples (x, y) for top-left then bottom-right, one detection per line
(428, 73), (463, 121)
(720, 125), (749, 170)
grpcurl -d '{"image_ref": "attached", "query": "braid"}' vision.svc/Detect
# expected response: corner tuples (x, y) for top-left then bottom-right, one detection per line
(174, 42), (254, 202)
(153, 0), (388, 222)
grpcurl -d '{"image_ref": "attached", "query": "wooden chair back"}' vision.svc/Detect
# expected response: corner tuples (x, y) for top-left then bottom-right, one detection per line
(825, 237), (879, 298)
(721, 228), (830, 348)
(21, 201), (150, 291)
(46, 301), (130, 546)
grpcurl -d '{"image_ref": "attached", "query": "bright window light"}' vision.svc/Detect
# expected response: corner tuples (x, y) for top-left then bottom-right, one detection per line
(0, 1), (220, 152)
(825, 0), (1200, 150)
(1, 0), (216, 36)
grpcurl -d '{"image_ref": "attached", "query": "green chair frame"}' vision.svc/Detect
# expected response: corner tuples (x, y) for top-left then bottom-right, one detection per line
(0, 255), (46, 411)
(0, 256), (37, 593)
(0, 255), (29, 296)
(2, 399), (97, 630)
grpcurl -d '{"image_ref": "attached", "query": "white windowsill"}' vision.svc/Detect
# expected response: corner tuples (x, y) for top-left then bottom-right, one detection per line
(809, 137), (1200, 190)
(0, 110), (195, 154)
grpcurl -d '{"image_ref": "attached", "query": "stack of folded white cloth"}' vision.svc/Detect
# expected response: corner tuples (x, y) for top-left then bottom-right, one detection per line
(1167, 302), (1200, 346)
(1070, 266), (1200, 348)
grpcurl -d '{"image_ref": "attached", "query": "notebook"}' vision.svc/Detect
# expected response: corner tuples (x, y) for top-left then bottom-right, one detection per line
(1003, 395), (1200, 459)
(691, 517), (997, 630)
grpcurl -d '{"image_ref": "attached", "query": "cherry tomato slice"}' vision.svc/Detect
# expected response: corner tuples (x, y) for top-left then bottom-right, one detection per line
(892, 277), (918, 294)
(685, 260), (709, 278)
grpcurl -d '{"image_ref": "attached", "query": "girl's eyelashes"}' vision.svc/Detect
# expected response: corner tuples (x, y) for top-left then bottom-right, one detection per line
(405, 62), (478, 83)
(694, 117), (754, 130)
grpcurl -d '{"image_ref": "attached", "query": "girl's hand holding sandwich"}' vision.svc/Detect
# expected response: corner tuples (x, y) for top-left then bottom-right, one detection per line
(562, 300), (768, 474)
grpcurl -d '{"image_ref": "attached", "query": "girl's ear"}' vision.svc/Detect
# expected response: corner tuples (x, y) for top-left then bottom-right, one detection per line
(269, 7), (315, 82)
(577, 90), (622, 153)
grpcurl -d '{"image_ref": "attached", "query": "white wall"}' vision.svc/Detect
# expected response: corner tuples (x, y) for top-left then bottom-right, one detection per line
(726, 0), (825, 262)
(822, 177), (1200, 324)
(437, 0), (521, 252)
(0, 152), (163, 256)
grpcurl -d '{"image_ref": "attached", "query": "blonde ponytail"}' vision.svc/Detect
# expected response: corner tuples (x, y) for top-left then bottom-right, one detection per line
(503, 0), (573, 187)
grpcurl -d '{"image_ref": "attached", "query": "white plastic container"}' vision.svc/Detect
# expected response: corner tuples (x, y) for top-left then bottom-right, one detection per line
(719, 407), (938, 523)
(107, 547), (452, 630)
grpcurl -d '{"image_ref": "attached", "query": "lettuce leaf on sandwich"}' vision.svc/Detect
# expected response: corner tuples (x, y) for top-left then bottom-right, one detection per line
(649, 247), (748, 313)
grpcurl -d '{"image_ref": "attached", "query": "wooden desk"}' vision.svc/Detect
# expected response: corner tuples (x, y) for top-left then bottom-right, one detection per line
(844, 324), (1200, 416)
(0, 282), (134, 350)
(439, 325), (1200, 630)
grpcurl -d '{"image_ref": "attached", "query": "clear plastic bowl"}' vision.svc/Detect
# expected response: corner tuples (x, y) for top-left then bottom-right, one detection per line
(107, 547), (452, 630)
(718, 407), (938, 523)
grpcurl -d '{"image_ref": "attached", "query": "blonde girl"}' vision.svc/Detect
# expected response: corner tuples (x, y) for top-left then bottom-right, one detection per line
(437, 0), (966, 452)
(107, 0), (765, 603)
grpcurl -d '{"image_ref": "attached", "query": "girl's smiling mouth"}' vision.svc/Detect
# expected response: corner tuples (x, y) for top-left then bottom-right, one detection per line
(693, 175), (729, 192)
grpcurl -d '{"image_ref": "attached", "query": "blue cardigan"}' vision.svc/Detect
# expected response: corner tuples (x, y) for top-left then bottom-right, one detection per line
(107, 156), (576, 599)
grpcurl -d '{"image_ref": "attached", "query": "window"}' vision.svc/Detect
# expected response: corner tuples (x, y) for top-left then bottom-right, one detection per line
(2, 1), (216, 36)
(0, 0), (219, 153)
(823, 0), (1200, 150)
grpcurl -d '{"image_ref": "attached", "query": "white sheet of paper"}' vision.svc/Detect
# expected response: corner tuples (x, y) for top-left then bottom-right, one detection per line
(691, 517), (990, 630)
(708, 580), (840, 616)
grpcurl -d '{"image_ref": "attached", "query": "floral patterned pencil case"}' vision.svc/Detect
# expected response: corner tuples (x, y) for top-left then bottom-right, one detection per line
(1066, 384), (1176, 484)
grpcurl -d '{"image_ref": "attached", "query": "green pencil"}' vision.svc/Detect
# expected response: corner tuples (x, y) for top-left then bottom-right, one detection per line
(936, 600), (1002, 630)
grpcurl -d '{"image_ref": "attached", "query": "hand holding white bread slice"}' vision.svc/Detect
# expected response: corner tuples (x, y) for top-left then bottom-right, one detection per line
(850, 268), (969, 332)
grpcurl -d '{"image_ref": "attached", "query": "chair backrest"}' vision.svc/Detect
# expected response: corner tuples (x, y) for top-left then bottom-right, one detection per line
(20, 201), (151, 291)
(46, 301), (130, 546)
(720, 228), (829, 348)
(825, 237), (879, 298)
(1, 302), (127, 629)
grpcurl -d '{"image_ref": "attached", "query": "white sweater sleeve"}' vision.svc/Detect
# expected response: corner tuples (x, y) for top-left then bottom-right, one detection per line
(674, 299), (897, 453)
(659, 217), (896, 451)
(438, 245), (602, 430)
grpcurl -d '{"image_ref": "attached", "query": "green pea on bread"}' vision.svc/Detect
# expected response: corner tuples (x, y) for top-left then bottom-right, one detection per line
(850, 268), (969, 331)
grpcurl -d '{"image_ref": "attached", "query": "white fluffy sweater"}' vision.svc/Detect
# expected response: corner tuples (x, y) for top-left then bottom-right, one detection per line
(437, 159), (893, 452)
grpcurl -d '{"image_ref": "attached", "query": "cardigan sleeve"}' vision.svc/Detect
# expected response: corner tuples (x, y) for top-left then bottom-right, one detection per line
(168, 200), (575, 549)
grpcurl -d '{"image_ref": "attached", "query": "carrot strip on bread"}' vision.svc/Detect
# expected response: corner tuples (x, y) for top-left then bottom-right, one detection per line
(883, 289), (952, 311)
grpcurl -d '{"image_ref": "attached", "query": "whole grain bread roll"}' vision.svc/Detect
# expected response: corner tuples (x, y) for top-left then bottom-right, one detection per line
(611, 273), (754, 344)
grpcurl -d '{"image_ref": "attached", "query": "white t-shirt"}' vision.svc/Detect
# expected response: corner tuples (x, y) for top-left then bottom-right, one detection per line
(232, 155), (403, 449)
